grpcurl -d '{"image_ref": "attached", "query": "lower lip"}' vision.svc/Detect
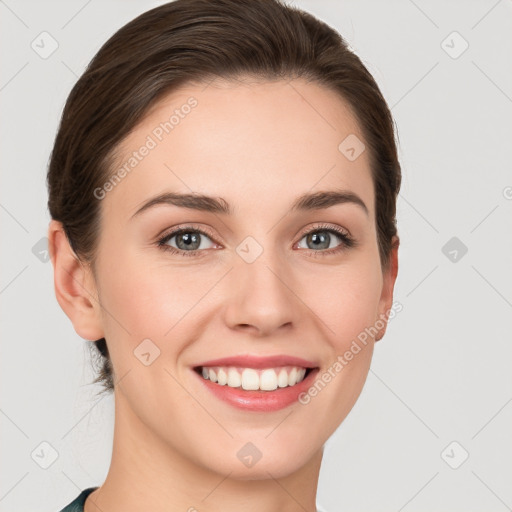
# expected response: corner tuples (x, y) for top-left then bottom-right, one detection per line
(193, 368), (319, 412)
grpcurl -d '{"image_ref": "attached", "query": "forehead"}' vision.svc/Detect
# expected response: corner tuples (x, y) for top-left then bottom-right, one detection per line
(106, 77), (374, 221)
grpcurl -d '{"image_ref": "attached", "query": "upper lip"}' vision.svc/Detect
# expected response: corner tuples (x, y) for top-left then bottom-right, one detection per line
(194, 354), (319, 369)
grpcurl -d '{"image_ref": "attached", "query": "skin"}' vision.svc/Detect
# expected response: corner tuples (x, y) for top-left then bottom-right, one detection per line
(49, 77), (398, 512)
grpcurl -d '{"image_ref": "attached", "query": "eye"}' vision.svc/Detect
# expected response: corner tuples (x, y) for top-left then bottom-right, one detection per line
(156, 223), (355, 258)
(295, 224), (355, 256)
(156, 225), (217, 256)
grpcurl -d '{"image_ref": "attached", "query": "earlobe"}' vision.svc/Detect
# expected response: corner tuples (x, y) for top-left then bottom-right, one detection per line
(48, 220), (105, 341)
(375, 236), (399, 342)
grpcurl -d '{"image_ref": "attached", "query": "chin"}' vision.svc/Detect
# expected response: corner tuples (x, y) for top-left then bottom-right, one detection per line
(199, 440), (319, 481)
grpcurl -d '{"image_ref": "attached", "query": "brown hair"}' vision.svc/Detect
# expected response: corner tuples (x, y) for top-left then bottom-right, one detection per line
(47, 0), (401, 395)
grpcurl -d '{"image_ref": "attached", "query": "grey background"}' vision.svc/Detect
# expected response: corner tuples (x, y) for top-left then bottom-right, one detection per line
(1, 0), (511, 511)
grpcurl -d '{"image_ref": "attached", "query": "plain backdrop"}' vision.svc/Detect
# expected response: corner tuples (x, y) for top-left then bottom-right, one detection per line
(1, 1), (511, 511)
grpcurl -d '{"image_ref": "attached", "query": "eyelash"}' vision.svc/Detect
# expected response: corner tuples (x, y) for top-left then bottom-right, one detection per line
(156, 223), (356, 258)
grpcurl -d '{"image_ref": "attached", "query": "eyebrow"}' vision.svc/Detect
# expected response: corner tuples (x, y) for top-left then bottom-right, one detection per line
(130, 189), (369, 219)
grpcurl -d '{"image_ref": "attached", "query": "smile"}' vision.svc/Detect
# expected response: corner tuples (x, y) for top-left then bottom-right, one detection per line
(191, 354), (320, 412)
(196, 365), (311, 391)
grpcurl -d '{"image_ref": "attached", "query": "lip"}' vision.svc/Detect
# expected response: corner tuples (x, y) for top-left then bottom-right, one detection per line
(193, 367), (319, 412)
(194, 354), (318, 369)
(191, 356), (320, 412)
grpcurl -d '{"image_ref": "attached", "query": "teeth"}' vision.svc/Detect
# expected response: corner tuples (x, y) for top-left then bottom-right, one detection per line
(217, 368), (228, 385)
(277, 368), (289, 387)
(199, 365), (309, 391)
(260, 369), (278, 391)
(241, 369), (259, 390)
(227, 367), (241, 387)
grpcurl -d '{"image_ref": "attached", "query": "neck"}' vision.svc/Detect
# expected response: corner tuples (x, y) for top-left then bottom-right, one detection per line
(84, 389), (323, 512)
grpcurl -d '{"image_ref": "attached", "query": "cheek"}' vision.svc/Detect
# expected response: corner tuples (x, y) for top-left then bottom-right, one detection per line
(99, 242), (384, 347)
(295, 262), (382, 436)
(303, 257), (384, 349)
(95, 246), (221, 369)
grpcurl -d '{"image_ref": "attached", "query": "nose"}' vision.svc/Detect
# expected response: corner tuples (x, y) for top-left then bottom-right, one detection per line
(223, 254), (300, 337)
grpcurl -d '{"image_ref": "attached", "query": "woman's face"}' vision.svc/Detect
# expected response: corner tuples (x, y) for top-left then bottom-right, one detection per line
(86, 77), (397, 479)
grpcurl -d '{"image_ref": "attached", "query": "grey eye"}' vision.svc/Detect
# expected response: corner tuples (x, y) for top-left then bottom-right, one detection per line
(164, 230), (215, 251)
(297, 230), (343, 250)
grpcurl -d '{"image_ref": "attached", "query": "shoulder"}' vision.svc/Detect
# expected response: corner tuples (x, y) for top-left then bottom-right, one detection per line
(57, 487), (98, 512)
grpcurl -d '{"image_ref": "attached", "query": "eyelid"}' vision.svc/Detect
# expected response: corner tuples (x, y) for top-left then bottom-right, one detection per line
(295, 222), (352, 241)
(155, 223), (219, 244)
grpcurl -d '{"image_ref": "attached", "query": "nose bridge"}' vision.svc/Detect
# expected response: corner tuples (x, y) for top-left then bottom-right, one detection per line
(223, 238), (298, 335)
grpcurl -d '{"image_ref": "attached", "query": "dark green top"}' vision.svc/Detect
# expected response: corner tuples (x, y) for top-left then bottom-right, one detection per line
(59, 487), (98, 512)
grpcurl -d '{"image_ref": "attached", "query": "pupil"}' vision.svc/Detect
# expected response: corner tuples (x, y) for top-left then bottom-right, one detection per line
(179, 232), (200, 250)
(309, 232), (329, 250)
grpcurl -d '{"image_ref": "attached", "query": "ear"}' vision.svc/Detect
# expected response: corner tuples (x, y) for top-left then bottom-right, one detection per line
(48, 219), (105, 341)
(375, 236), (399, 342)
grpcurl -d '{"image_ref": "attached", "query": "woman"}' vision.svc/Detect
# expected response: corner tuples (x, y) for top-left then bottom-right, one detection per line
(47, 0), (400, 510)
